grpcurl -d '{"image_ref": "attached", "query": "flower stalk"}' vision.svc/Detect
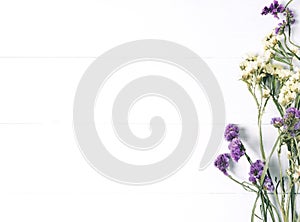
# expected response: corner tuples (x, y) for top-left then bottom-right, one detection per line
(214, 0), (300, 221)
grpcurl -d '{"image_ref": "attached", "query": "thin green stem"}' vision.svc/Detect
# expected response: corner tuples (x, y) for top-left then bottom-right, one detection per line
(261, 191), (268, 221)
(272, 94), (284, 117)
(274, 188), (285, 222)
(286, 184), (294, 222)
(260, 136), (281, 185)
(252, 193), (260, 222)
(270, 198), (283, 222)
(228, 175), (257, 192)
(263, 192), (276, 222)
(258, 96), (269, 161)
(294, 185), (300, 222)
(245, 152), (253, 164)
(291, 184), (296, 222)
(258, 113), (266, 161)
(249, 87), (260, 108)
(277, 146), (287, 220)
(285, 0), (294, 9)
(288, 31), (300, 49)
(283, 32), (300, 61)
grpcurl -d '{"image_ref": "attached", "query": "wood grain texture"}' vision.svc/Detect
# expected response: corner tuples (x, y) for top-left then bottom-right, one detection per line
(1, 0), (299, 221)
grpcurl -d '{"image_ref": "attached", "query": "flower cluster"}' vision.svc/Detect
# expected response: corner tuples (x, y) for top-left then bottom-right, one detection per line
(215, 124), (245, 175)
(275, 8), (295, 35)
(215, 124), (274, 192)
(261, 0), (295, 35)
(229, 138), (245, 162)
(239, 1), (299, 109)
(240, 54), (268, 86)
(285, 8), (296, 25)
(214, 153), (231, 176)
(240, 37), (300, 107)
(240, 50), (290, 85)
(263, 32), (279, 51)
(278, 71), (300, 106)
(224, 124), (245, 162)
(214, 1), (300, 220)
(249, 160), (274, 191)
(224, 123), (239, 141)
(261, 0), (284, 19)
(287, 163), (300, 184)
(271, 107), (300, 137)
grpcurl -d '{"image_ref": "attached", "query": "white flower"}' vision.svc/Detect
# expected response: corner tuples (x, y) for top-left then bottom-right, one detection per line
(264, 50), (274, 61)
(272, 64), (284, 76)
(244, 53), (257, 61)
(242, 71), (251, 81)
(263, 89), (270, 98)
(277, 69), (292, 80)
(246, 61), (259, 73)
(292, 166), (300, 181)
(291, 46), (299, 55)
(263, 32), (278, 50)
(294, 82), (300, 93)
(278, 87), (296, 106)
(290, 72), (300, 82)
(265, 64), (274, 74)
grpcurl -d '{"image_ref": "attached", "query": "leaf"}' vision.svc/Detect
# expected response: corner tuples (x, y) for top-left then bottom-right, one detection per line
(262, 74), (281, 97)
(294, 93), (300, 109)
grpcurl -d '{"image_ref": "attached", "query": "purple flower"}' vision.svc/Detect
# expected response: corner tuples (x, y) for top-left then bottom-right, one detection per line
(285, 107), (300, 118)
(249, 160), (265, 183)
(270, 0), (285, 18)
(249, 160), (274, 191)
(224, 124), (239, 141)
(214, 153), (231, 176)
(277, 107), (300, 137)
(262, 1), (295, 35)
(285, 8), (296, 24)
(261, 6), (270, 15)
(295, 121), (300, 130)
(228, 138), (245, 162)
(271, 117), (284, 128)
(264, 176), (275, 192)
(262, 0), (285, 19)
(296, 111), (300, 119)
(275, 20), (286, 34)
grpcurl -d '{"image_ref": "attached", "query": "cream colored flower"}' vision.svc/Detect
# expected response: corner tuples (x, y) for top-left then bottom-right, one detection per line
(265, 63), (274, 74)
(278, 88), (296, 106)
(263, 32), (278, 50)
(277, 69), (292, 80)
(291, 46), (299, 55)
(287, 151), (292, 159)
(263, 89), (270, 98)
(264, 49), (274, 61)
(292, 166), (300, 181)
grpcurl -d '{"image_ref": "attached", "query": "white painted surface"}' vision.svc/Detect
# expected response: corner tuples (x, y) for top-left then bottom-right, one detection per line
(0, 0), (297, 221)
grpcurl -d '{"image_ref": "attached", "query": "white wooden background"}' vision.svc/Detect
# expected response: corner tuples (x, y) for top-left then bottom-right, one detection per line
(1, 0), (298, 221)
